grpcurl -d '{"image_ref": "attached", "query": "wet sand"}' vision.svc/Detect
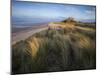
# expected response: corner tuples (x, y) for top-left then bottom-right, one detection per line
(12, 25), (48, 45)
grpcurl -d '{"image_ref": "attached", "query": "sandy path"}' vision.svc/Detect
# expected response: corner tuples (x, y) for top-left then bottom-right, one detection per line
(12, 27), (48, 45)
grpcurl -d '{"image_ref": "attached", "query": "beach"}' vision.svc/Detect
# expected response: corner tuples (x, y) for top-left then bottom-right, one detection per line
(12, 24), (48, 44)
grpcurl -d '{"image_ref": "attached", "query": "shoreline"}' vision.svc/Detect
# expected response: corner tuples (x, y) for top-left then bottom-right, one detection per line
(12, 24), (48, 45)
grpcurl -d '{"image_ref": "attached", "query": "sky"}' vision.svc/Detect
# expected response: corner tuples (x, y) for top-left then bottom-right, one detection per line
(12, 0), (96, 26)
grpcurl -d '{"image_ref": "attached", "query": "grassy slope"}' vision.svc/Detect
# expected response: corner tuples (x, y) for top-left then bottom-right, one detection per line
(12, 22), (96, 74)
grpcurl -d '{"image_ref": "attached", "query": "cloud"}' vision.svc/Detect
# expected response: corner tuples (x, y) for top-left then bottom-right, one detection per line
(85, 7), (95, 15)
(85, 10), (95, 15)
